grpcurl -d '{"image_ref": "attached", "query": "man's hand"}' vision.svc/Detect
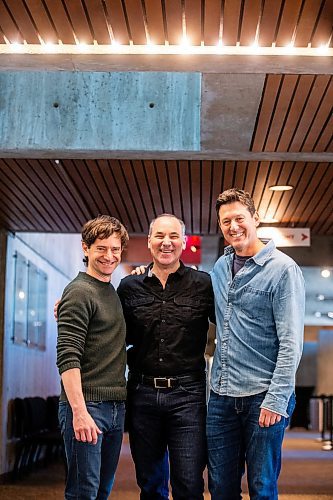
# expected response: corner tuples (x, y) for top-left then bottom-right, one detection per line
(72, 408), (102, 444)
(54, 299), (60, 321)
(131, 265), (146, 275)
(259, 408), (282, 427)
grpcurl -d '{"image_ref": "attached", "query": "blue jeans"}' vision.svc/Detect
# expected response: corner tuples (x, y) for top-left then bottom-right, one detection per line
(206, 391), (295, 500)
(127, 379), (207, 499)
(58, 400), (125, 500)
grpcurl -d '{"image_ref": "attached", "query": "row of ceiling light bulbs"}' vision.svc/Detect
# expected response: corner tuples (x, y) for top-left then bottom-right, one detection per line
(2, 38), (331, 55)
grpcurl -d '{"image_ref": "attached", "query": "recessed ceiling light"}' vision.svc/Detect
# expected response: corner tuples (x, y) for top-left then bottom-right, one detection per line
(269, 185), (293, 191)
(321, 269), (331, 278)
(328, 312), (333, 319)
(317, 294), (325, 301)
(314, 311), (322, 318)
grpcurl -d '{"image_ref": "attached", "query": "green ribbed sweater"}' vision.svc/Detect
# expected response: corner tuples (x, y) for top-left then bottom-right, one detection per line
(57, 272), (127, 402)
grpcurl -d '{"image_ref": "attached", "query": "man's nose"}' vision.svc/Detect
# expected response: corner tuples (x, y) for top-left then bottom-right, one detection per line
(230, 220), (239, 230)
(162, 236), (171, 245)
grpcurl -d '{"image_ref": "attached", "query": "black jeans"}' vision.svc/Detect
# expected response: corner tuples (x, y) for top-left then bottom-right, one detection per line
(127, 379), (207, 499)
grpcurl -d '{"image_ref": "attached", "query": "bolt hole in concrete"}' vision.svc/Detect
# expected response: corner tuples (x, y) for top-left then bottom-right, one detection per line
(53, 102), (59, 108)
(149, 102), (155, 108)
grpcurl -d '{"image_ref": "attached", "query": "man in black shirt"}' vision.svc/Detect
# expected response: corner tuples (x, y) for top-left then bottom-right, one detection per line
(117, 214), (215, 500)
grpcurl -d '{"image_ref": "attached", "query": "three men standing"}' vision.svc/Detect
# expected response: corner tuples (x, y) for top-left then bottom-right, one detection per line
(56, 189), (304, 500)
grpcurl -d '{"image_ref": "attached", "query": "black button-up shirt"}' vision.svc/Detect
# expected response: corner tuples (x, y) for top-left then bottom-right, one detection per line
(117, 262), (215, 376)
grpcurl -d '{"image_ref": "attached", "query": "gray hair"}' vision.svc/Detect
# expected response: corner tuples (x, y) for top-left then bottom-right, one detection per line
(148, 214), (186, 238)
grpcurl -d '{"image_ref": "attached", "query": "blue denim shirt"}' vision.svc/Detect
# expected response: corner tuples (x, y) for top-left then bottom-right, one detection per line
(210, 239), (305, 417)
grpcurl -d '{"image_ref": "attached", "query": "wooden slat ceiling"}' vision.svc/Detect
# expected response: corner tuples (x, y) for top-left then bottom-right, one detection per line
(0, 0), (332, 47)
(0, 1), (332, 236)
(0, 158), (332, 235)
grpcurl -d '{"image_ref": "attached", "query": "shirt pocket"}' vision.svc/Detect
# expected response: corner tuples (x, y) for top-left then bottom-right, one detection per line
(125, 296), (155, 327)
(240, 286), (272, 320)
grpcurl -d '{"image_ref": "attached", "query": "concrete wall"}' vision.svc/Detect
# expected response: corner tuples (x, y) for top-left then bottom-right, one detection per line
(317, 330), (333, 395)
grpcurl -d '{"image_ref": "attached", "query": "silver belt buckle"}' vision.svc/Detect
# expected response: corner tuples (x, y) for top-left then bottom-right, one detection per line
(154, 377), (171, 388)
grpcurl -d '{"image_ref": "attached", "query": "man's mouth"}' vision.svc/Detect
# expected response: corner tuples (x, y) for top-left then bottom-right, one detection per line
(230, 231), (244, 238)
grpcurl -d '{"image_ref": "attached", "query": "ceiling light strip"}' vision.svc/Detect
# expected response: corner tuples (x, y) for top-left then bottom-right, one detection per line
(0, 43), (332, 56)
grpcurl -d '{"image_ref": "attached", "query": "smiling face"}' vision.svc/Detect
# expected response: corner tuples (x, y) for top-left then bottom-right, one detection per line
(148, 216), (186, 271)
(218, 201), (262, 256)
(82, 234), (122, 282)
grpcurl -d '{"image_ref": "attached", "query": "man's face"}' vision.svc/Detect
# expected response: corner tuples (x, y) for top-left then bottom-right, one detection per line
(218, 201), (260, 256)
(82, 234), (122, 282)
(148, 216), (186, 269)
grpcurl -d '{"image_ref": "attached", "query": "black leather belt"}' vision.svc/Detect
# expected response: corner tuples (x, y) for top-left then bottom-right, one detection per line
(129, 372), (205, 389)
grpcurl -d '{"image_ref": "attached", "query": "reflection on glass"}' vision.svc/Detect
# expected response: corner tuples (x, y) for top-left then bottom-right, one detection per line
(13, 252), (28, 345)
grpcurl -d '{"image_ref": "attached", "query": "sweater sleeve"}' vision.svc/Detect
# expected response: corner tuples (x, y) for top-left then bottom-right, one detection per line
(56, 282), (95, 376)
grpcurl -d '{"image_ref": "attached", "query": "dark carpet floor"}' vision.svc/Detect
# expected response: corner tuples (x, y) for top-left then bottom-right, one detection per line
(0, 430), (332, 499)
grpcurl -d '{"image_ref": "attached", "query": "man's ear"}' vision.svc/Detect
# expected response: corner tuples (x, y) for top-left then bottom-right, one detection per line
(182, 236), (187, 250)
(82, 241), (89, 255)
(254, 211), (260, 227)
(147, 236), (151, 250)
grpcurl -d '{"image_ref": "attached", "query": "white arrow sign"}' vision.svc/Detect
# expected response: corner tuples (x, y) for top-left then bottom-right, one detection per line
(257, 227), (311, 247)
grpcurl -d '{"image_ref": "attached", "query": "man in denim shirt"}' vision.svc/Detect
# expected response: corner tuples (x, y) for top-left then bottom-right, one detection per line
(207, 189), (305, 500)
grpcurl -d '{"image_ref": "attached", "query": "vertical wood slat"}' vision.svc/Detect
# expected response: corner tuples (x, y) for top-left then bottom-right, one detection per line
(302, 79), (333, 151)
(123, 0), (147, 44)
(239, 0), (262, 46)
(164, 0), (183, 45)
(276, 75), (316, 151)
(178, 160), (192, 231)
(24, 0), (58, 43)
(44, 0), (77, 43)
(63, 0), (94, 44)
(61, 159), (100, 218)
(258, 0), (283, 46)
(144, 0), (165, 45)
(289, 75), (332, 151)
(142, 160), (163, 217)
(210, 161), (225, 234)
(203, 0), (221, 45)
(201, 161), (213, 234)
(190, 160), (201, 233)
(293, 0), (322, 47)
(104, 0), (130, 44)
(184, 0), (202, 46)
(275, 0), (303, 46)
(291, 163), (329, 224)
(0, 2), (24, 43)
(4, 0), (40, 43)
(164, 160), (182, 218)
(251, 75), (282, 152)
(222, 0), (242, 45)
(28, 160), (77, 232)
(264, 75), (300, 151)
(311, 0), (333, 47)
(82, 0), (112, 44)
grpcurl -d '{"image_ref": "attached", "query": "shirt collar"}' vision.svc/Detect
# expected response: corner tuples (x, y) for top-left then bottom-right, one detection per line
(224, 239), (276, 267)
(144, 260), (186, 280)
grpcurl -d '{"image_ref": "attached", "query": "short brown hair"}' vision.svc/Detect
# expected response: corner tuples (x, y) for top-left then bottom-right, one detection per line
(216, 188), (256, 222)
(82, 215), (129, 265)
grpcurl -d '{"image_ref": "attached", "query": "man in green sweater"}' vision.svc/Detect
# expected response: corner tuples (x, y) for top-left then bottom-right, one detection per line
(57, 215), (129, 500)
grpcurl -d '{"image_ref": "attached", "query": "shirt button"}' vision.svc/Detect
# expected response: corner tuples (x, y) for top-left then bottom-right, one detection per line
(159, 358), (163, 362)
(160, 339), (164, 342)
(162, 300), (166, 304)
(161, 319), (165, 323)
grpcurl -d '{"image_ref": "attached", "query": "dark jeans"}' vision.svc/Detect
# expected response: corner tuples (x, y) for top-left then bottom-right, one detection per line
(127, 379), (207, 500)
(206, 391), (295, 500)
(58, 400), (125, 500)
